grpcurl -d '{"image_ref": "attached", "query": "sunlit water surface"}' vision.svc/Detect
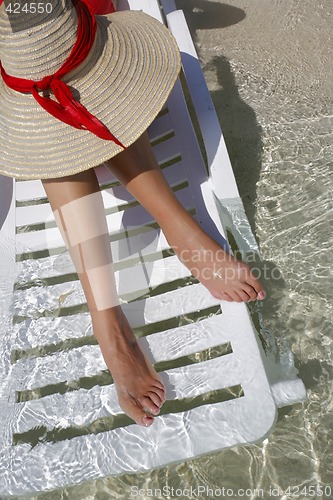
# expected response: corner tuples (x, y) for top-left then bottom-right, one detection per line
(5, 0), (333, 498)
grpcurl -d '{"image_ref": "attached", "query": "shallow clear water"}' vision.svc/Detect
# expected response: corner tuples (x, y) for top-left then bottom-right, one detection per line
(4, 0), (333, 498)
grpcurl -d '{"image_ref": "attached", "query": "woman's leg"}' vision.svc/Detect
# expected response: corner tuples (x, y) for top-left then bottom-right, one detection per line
(42, 169), (164, 427)
(42, 131), (264, 427)
(106, 132), (265, 303)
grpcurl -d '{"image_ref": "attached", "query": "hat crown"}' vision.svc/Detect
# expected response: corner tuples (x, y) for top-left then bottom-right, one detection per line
(0, 0), (77, 79)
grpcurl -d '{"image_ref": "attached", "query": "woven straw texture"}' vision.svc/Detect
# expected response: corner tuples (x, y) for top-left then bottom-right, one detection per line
(0, 1), (181, 179)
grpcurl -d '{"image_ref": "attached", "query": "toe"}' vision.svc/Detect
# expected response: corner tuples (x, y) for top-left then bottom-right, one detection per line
(228, 290), (244, 303)
(235, 288), (252, 302)
(211, 289), (224, 300)
(154, 386), (166, 404)
(151, 380), (166, 404)
(240, 283), (258, 301)
(220, 292), (233, 302)
(152, 378), (165, 392)
(119, 396), (155, 427)
(245, 271), (265, 298)
(147, 390), (164, 409)
(142, 414), (154, 426)
(138, 395), (161, 416)
(210, 289), (234, 302)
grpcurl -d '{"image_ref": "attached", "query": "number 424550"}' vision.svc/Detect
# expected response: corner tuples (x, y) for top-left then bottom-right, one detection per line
(5, 3), (53, 14)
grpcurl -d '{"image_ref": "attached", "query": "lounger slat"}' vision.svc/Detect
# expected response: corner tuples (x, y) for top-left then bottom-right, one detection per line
(12, 314), (92, 350)
(15, 132), (178, 205)
(13, 255), (193, 318)
(11, 301), (222, 350)
(15, 228), (171, 283)
(13, 321), (235, 395)
(152, 135), (181, 164)
(15, 187), (194, 252)
(13, 354), (243, 434)
(15, 160), (187, 227)
(15, 180), (46, 202)
(3, 391), (276, 494)
(14, 253), (217, 318)
(12, 283), (219, 348)
(3, 392), (276, 493)
(148, 112), (174, 140)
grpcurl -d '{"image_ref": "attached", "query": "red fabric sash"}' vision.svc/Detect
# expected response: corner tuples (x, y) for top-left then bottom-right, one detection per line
(0, 0), (124, 147)
(87, 0), (115, 14)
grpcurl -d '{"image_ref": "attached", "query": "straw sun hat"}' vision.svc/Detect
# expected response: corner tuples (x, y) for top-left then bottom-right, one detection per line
(0, 0), (181, 179)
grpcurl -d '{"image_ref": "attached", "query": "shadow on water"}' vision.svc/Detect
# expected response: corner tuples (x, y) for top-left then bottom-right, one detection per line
(175, 0), (245, 30)
(176, 0), (263, 235)
(174, 1), (287, 332)
(296, 359), (333, 391)
(209, 56), (264, 234)
(173, 2), (312, 397)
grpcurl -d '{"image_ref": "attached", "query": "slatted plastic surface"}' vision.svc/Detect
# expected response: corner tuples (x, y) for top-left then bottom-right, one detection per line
(0, 1), (279, 495)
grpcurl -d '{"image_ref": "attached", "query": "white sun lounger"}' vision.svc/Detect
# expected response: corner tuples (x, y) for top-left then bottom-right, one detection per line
(0, 0), (306, 496)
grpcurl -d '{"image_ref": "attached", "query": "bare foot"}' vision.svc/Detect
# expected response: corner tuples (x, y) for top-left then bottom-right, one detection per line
(92, 307), (165, 427)
(166, 223), (266, 303)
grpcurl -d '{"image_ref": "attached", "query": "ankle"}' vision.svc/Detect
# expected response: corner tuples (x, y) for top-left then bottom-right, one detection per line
(91, 304), (122, 323)
(91, 306), (133, 343)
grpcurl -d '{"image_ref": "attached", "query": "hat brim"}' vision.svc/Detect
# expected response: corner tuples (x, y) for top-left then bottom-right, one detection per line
(0, 11), (181, 179)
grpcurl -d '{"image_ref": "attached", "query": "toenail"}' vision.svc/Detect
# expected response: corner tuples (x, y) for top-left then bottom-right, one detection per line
(144, 407), (159, 416)
(257, 290), (266, 300)
(142, 416), (153, 426)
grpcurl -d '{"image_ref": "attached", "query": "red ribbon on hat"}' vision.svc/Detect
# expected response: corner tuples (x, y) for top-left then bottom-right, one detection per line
(87, 0), (116, 14)
(0, 0), (124, 147)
